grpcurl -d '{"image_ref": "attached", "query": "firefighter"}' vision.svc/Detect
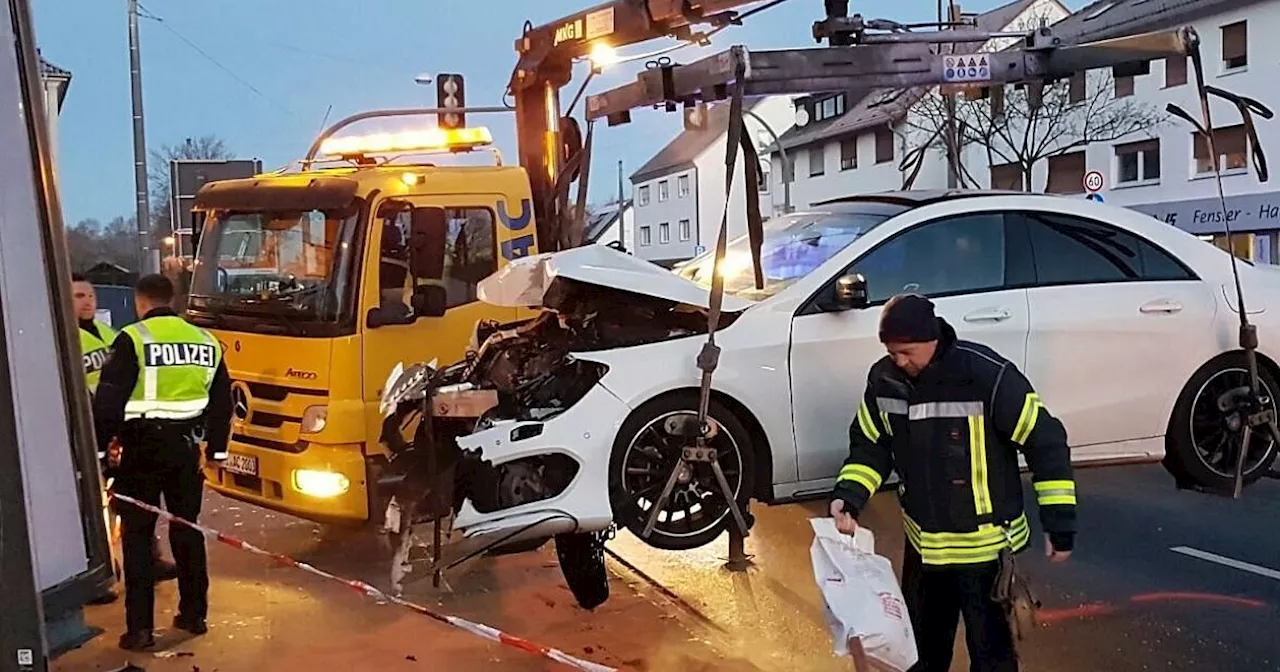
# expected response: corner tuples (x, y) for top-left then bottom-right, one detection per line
(93, 274), (232, 651)
(72, 274), (179, 607)
(830, 294), (1076, 672)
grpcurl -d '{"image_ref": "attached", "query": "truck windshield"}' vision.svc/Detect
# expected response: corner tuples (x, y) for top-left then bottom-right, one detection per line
(189, 205), (363, 333)
(677, 206), (903, 300)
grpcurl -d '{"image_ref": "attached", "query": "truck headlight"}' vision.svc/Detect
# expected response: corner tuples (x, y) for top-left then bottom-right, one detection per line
(300, 406), (328, 434)
(292, 469), (350, 498)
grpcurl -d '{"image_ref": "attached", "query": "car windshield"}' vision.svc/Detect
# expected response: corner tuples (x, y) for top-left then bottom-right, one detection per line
(677, 207), (900, 300)
(189, 205), (363, 327)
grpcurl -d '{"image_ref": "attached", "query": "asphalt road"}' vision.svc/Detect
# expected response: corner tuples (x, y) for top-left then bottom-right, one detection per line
(53, 492), (750, 672)
(609, 464), (1280, 672)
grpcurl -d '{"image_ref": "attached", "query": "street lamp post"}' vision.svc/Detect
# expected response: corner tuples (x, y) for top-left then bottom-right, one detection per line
(743, 109), (793, 214)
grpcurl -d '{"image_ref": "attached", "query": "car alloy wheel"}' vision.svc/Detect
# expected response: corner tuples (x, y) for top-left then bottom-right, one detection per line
(609, 394), (755, 551)
(1189, 366), (1278, 478)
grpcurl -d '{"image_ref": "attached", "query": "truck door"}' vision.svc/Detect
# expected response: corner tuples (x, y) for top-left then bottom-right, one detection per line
(360, 194), (533, 439)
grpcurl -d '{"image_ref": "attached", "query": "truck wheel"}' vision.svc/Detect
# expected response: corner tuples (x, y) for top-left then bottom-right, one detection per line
(1164, 353), (1280, 492)
(554, 532), (609, 610)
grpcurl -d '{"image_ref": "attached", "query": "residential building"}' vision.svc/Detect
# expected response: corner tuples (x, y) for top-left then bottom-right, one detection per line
(38, 52), (71, 168)
(766, 0), (1070, 210)
(629, 96), (794, 266)
(1040, 0), (1280, 263)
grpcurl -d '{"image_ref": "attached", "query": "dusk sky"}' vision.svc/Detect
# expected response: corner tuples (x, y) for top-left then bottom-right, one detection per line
(32, 0), (1053, 226)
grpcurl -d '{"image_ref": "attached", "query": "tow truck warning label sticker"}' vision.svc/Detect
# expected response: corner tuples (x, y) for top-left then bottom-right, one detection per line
(943, 54), (990, 83)
(586, 8), (614, 40)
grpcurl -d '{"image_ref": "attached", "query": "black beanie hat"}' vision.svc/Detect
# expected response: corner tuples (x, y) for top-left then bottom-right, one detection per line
(879, 294), (941, 344)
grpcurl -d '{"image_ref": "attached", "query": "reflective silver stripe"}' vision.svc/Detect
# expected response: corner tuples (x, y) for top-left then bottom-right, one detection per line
(133, 322), (159, 403)
(876, 397), (909, 415)
(908, 401), (985, 420)
(124, 398), (210, 421)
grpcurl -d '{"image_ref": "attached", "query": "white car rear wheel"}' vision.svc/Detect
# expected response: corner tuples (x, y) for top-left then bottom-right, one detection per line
(1165, 353), (1280, 491)
(608, 394), (756, 551)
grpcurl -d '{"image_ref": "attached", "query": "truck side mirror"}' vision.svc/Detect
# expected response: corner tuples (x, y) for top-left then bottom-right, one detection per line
(825, 273), (869, 312)
(408, 206), (448, 280)
(411, 285), (447, 318)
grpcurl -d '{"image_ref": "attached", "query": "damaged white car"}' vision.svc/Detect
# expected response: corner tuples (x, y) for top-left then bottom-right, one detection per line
(379, 191), (1280, 603)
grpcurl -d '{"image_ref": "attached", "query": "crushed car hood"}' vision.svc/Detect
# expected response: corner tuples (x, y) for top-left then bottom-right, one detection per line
(477, 245), (755, 312)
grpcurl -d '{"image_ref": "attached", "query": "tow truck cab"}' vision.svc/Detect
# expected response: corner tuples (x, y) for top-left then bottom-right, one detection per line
(187, 125), (538, 525)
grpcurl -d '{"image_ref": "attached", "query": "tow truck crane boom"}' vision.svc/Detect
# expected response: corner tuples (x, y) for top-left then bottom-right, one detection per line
(510, 1), (767, 253)
(511, 0), (1203, 258)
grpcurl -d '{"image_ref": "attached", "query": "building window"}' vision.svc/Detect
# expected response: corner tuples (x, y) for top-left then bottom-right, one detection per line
(638, 185), (650, 206)
(990, 162), (1023, 191)
(874, 128), (894, 164)
(1115, 139), (1160, 184)
(638, 225), (651, 246)
(1046, 151), (1086, 194)
(1193, 124), (1248, 174)
(677, 175), (690, 198)
(813, 94), (847, 122)
(658, 222), (670, 244)
(1222, 21), (1247, 70)
(759, 167), (770, 193)
(1114, 74), (1134, 98)
(658, 180), (669, 202)
(809, 145), (825, 177)
(1068, 73), (1085, 104)
(1165, 56), (1187, 87)
(678, 219), (691, 241)
(840, 138), (858, 171)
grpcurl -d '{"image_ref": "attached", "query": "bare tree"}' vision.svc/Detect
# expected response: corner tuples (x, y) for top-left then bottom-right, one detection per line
(66, 216), (143, 272)
(147, 135), (232, 236)
(903, 70), (1166, 191)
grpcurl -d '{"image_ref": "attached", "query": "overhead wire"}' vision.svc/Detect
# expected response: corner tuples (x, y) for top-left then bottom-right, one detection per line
(136, 3), (308, 122)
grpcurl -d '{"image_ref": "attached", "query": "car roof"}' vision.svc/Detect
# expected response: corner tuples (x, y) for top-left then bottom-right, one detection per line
(813, 189), (1036, 209)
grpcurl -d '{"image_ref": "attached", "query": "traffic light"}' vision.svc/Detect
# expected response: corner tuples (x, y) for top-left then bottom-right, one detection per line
(436, 73), (466, 130)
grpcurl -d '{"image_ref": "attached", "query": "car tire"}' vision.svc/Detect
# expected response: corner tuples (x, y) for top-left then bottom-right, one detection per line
(554, 532), (609, 610)
(608, 392), (756, 552)
(1164, 352), (1280, 492)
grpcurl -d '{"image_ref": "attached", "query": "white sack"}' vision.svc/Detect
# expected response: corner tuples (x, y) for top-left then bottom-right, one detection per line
(810, 518), (918, 671)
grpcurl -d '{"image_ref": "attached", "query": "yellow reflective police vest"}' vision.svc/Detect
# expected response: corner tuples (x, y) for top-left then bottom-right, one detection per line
(80, 319), (118, 393)
(120, 315), (221, 421)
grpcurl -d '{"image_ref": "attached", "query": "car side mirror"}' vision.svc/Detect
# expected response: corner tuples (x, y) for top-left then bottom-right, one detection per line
(408, 206), (448, 280)
(829, 273), (869, 312)
(411, 285), (447, 318)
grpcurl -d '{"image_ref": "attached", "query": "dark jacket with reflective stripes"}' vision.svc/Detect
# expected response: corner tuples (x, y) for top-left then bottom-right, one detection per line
(833, 318), (1077, 566)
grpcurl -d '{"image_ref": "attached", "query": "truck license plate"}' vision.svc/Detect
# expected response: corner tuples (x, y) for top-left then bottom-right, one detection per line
(223, 454), (259, 477)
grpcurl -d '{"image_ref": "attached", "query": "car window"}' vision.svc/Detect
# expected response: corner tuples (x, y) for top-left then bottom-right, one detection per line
(848, 213), (1007, 303)
(1023, 212), (1195, 285)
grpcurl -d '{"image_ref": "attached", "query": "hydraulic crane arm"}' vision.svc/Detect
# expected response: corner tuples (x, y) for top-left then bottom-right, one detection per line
(511, 1), (775, 254)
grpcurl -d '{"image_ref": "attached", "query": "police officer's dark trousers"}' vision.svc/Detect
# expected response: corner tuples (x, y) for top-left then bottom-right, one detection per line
(114, 421), (208, 633)
(901, 541), (1017, 672)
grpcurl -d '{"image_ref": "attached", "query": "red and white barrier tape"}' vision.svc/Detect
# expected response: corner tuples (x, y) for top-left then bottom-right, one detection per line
(109, 492), (617, 672)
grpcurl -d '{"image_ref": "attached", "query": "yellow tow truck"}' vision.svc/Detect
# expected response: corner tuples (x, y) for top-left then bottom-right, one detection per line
(188, 118), (539, 525)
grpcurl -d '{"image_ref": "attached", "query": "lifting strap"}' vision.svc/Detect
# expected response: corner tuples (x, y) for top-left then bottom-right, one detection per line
(696, 64), (765, 433)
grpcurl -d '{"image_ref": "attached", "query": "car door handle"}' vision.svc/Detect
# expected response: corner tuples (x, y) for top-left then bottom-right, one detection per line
(1139, 300), (1183, 314)
(962, 308), (1012, 322)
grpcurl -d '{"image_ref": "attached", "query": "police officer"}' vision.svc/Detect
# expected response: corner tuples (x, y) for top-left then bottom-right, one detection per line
(73, 274), (179, 607)
(93, 274), (232, 651)
(830, 294), (1077, 672)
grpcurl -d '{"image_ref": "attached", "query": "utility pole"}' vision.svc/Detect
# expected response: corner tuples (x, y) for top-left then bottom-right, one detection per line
(943, 0), (962, 188)
(127, 0), (156, 273)
(616, 160), (624, 248)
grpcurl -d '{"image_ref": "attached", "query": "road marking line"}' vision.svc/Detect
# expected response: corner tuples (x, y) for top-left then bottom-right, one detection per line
(1170, 546), (1280, 582)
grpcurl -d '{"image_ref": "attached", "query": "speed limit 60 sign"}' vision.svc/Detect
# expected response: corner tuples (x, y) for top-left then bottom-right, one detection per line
(1083, 170), (1105, 192)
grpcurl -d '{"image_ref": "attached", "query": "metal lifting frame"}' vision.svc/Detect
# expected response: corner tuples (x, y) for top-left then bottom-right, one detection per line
(584, 26), (1200, 122)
